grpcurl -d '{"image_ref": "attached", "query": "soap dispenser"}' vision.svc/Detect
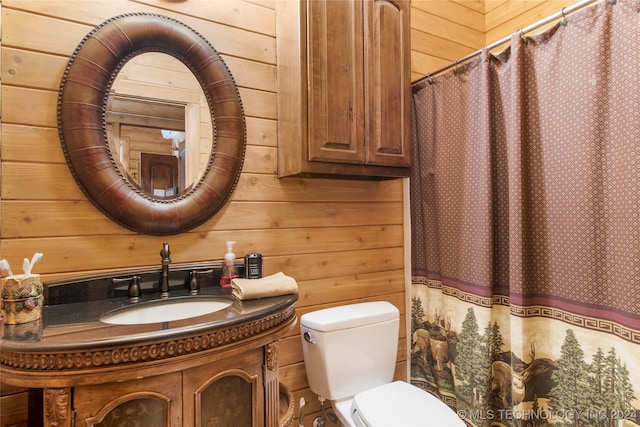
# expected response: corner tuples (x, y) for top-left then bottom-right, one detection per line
(219, 241), (238, 287)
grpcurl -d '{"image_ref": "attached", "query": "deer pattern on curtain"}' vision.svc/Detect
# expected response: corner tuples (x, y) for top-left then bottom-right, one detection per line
(410, 1), (639, 426)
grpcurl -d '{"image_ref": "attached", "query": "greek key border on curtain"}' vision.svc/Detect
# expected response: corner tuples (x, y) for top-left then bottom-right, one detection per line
(412, 276), (640, 344)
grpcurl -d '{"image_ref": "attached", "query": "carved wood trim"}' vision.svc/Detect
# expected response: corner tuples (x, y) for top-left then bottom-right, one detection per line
(265, 341), (279, 371)
(44, 388), (70, 427)
(264, 341), (280, 427)
(1, 305), (295, 371)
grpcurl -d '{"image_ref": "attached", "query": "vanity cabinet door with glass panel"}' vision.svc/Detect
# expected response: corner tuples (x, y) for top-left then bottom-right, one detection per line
(183, 347), (265, 427)
(71, 349), (265, 427)
(73, 372), (183, 426)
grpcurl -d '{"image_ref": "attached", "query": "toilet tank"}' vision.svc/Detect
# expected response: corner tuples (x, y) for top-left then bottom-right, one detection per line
(300, 301), (400, 401)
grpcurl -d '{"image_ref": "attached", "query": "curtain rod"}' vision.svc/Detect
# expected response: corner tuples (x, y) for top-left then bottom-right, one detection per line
(413, 0), (608, 86)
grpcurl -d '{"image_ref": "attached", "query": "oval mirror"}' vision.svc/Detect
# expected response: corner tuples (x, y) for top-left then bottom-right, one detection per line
(106, 52), (213, 198)
(58, 13), (246, 235)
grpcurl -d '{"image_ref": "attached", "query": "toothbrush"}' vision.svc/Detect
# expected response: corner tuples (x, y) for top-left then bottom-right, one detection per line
(0, 259), (14, 276)
(26, 253), (43, 275)
(23, 258), (30, 275)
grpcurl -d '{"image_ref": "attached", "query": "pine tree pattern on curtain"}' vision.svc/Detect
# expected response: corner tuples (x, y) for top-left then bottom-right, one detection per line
(410, 2), (639, 426)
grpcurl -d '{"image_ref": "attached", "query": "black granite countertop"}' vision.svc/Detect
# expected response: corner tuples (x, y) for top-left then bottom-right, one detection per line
(0, 262), (298, 352)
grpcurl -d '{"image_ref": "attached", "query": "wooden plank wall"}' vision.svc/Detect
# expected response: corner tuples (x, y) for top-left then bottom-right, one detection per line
(0, 1), (406, 425)
(0, 0), (592, 425)
(411, 0), (485, 80)
(411, 0), (585, 81)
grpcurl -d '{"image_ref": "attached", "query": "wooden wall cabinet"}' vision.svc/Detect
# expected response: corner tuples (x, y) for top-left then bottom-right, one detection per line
(277, 0), (411, 179)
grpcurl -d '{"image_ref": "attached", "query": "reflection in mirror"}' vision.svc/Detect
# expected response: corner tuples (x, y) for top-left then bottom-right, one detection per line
(106, 53), (213, 199)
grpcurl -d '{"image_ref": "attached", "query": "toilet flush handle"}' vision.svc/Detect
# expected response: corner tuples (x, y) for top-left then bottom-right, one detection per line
(303, 331), (317, 344)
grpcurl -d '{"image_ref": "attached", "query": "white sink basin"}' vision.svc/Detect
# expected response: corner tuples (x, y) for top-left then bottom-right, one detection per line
(100, 297), (232, 325)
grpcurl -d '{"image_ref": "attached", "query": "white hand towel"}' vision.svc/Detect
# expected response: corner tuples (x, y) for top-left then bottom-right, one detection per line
(231, 272), (298, 300)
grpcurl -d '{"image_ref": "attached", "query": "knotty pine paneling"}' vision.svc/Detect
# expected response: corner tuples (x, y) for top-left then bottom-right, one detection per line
(2, 200), (402, 239)
(0, 1), (407, 425)
(411, 0), (485, 80)
(485, 0), (579, 50)
(4, 231), (404, 275)
(411, 0), (589, 79)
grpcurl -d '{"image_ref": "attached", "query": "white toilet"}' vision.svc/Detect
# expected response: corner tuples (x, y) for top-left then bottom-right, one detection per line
(301, 301), (465, 427)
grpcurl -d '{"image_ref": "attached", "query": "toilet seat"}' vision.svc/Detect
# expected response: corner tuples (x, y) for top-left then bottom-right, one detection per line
(349, 381), (465, 426)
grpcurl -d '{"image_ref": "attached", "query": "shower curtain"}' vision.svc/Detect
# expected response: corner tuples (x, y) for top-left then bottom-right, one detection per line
(410, 1), (639, 426)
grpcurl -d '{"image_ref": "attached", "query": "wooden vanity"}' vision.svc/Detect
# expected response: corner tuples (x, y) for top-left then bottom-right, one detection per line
(0, 266), (297, 427)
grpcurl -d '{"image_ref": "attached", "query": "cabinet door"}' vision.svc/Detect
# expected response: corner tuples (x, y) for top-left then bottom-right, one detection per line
(182, 348), (264, 427)
(365, 0), (411, 167)
(307, 0), (365, 164)
(276, 0), (411, 178)
(73, 372), (183, 427)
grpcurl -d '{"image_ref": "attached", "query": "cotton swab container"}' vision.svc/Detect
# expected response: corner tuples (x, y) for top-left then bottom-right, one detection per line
(1, 274), (43, 324)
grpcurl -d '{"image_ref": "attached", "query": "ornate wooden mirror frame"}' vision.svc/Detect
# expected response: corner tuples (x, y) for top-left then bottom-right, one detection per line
(57, 13), (246, 235)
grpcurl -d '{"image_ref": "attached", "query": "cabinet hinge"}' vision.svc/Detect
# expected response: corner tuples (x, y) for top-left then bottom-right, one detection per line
(263, 364), (267, 387)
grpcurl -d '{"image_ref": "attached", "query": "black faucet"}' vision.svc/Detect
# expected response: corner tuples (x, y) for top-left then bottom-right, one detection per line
(112, 275), (141, 302)
(159, 242), (171, 298)
(186, 269), (213, 295)
(188, 271), (200, 295)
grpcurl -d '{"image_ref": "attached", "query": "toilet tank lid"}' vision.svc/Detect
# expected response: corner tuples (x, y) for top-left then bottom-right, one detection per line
(301, 301), (399, 332)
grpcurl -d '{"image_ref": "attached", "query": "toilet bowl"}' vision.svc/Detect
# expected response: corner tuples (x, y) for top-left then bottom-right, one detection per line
(300, 302), (464, 426)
